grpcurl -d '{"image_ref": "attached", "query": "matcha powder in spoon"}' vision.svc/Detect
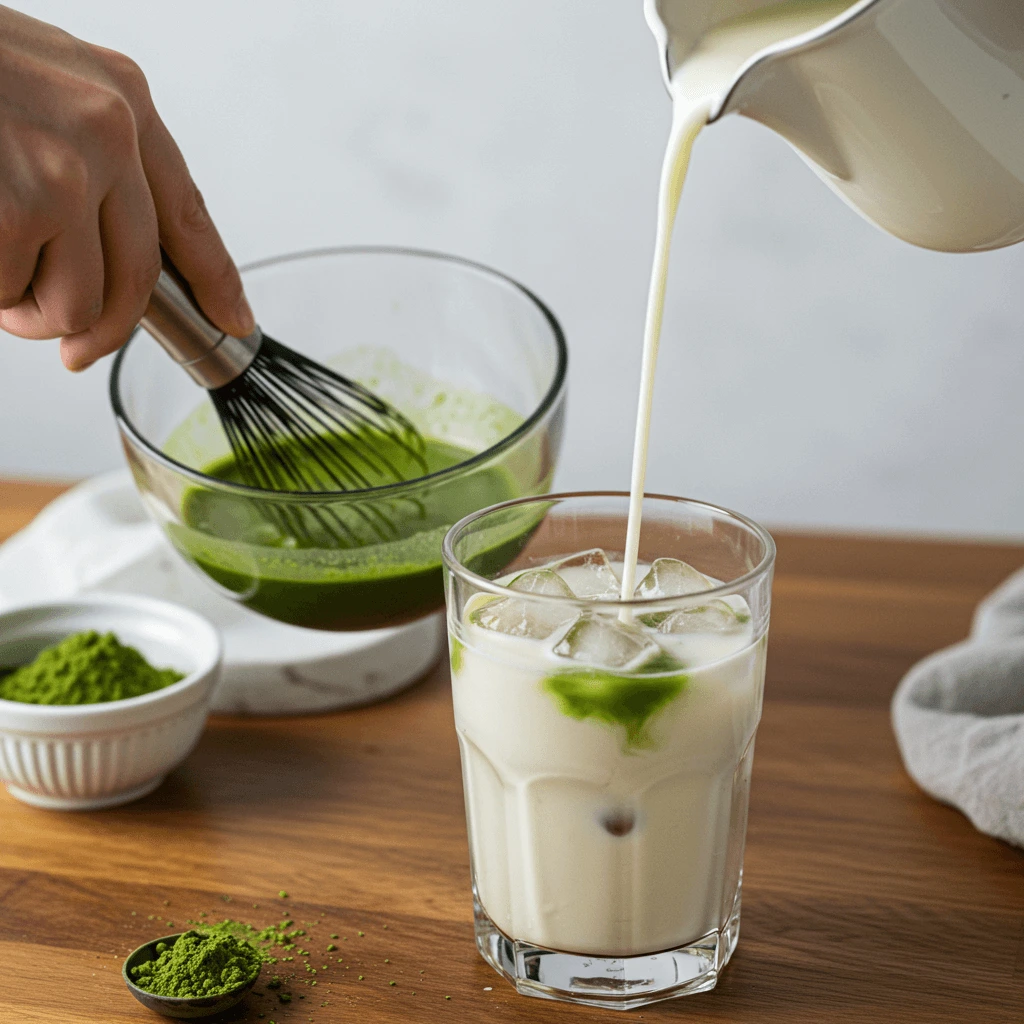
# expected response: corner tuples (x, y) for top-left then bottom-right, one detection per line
(130, 931), (264, 998)
(0, 631), (184, 705)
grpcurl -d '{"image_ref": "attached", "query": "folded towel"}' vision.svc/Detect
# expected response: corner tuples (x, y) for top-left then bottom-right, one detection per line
(892, 567), (1024, 849)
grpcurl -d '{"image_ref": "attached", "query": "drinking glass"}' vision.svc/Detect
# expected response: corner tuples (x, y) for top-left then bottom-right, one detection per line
(442, 492), (775, 1009)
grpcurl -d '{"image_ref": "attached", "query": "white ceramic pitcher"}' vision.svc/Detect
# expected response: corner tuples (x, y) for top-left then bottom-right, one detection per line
(646, 0), (1024, 252)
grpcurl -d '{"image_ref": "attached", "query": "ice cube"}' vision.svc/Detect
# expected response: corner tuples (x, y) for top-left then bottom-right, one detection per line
(553, 613), (662, 669)
(549, 548), (621, 599)
(658, 599), (744, 634)
(634, 558), (711, 599)
(470, 569), (577, 639)
(508, 568), (574, 598)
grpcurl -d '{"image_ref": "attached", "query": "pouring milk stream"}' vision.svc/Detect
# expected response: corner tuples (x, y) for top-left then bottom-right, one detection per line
(621, 0), (855, 603)
(623, 0), (1024, 601)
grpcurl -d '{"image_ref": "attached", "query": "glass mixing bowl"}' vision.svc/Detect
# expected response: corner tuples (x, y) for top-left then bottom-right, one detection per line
(110, 248), (567, 631)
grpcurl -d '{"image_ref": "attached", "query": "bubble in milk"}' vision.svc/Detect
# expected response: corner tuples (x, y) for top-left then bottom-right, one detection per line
(548, 548), (621, 600)
(553, 613), (662, 669)
(600, 809), (637, 837)
(634, 558), (712, 599)
(658, 599), (745, 634)
(470, 569), (577, 640)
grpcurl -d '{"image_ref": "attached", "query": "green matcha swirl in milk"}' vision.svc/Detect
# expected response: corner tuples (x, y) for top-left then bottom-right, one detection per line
(620, 0), (854, 603)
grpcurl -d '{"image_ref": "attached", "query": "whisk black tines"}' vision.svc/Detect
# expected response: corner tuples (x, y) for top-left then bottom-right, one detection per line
(210, 336), (425, 489)
(209, 335), (428, 543)
(139, 257), (429, 547)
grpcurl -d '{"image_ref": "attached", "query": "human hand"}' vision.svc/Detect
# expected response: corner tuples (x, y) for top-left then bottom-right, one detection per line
(0, 6), (253, 370)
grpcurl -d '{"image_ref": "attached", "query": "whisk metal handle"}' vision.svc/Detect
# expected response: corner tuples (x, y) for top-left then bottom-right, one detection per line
(140, 256), (262, 390)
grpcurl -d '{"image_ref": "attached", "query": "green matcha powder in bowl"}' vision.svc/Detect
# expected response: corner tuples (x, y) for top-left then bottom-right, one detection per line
(110, 247), (567, 633)
(0, 630), (183, 705)
(0, 594), (221, 810)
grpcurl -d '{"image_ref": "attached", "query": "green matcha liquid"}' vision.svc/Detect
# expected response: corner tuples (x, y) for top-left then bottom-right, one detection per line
(171, 433), (532, 631)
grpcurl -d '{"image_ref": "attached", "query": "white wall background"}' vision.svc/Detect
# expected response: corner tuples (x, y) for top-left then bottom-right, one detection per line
(3, 0), (1024, 539)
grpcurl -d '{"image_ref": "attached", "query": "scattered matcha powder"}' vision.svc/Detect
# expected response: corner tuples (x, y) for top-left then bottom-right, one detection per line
(195, 917), (306, 961)
(0, 631), (183, 705)
(137, 900), (414, 1009)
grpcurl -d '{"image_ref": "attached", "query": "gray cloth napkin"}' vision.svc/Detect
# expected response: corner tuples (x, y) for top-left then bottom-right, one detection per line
(892, 567), (1024, 849)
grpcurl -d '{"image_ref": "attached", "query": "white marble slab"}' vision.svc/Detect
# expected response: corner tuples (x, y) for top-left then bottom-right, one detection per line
(0, 473), (444, 716)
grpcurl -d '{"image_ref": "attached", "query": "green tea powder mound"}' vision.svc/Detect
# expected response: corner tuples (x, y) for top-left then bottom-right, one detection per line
(131, 930), (263, 998)
(0, 630), (184, 705)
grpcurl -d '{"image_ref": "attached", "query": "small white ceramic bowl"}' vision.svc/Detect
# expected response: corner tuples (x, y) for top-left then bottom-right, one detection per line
(0, 594), (221, 810)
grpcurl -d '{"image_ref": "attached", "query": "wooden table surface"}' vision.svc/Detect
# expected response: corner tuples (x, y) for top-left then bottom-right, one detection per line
(1, 479), (1022, 1023)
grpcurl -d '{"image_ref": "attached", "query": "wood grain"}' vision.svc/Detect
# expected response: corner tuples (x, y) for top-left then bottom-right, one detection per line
(0, 478), (71, 545)
(0, 480), (1022, 1022)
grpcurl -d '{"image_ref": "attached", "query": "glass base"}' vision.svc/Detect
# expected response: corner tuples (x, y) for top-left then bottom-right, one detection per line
(473, 892), (742, 1010)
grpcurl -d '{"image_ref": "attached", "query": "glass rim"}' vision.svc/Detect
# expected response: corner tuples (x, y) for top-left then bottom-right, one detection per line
(108, 245), (568, 504)
(442, 490), (776, 609)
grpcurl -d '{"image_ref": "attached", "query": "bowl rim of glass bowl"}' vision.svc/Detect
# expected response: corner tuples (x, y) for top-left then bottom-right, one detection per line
(0, 593), (222, 717)
(110, 245), (568, 503)
(441, 490), (777, 609)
